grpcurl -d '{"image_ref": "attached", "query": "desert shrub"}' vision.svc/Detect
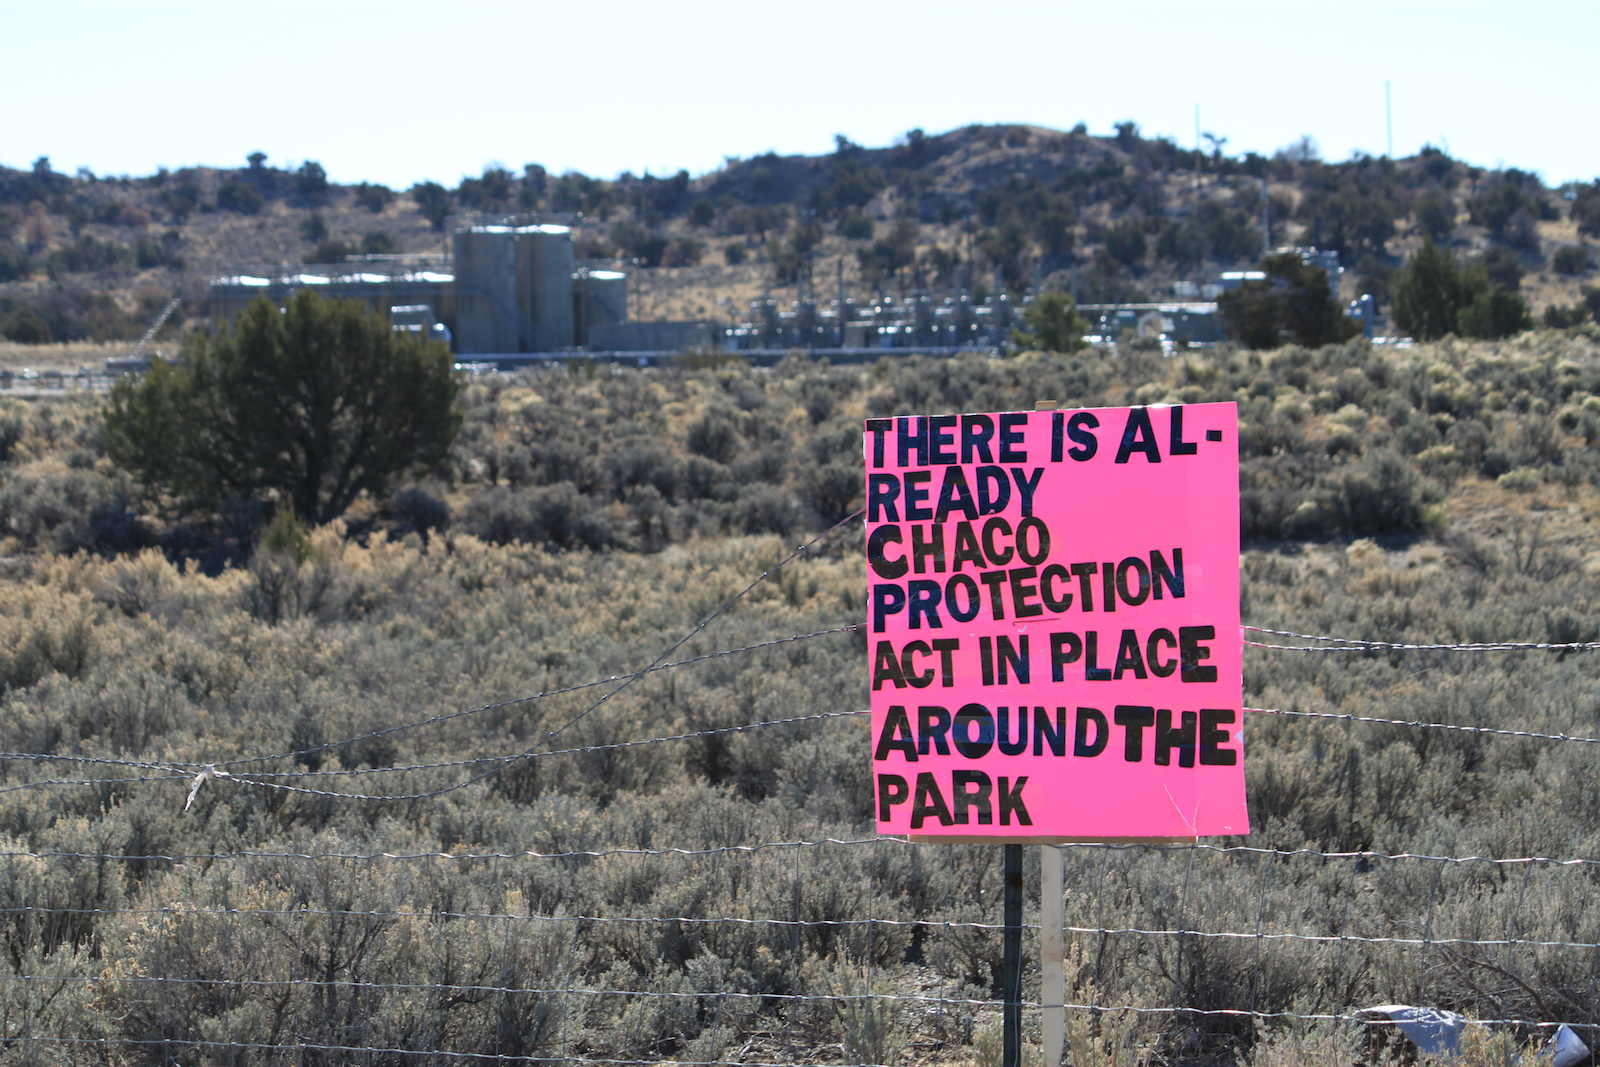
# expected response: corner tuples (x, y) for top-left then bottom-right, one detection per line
(457, 482), (623, 550)
(1552, 244), (1593, 275)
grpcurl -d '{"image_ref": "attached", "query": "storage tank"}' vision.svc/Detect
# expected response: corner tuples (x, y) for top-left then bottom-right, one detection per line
(515, 225), (575, 352)
(452, 227), (519, 353)
(574, 270), (627, 346)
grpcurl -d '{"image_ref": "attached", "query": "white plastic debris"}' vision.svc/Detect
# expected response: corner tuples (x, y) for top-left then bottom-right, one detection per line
(1551, 1024), (1590, 1067)
(1360, 1005), (1467, 1058)
(184, 765), (232, 812)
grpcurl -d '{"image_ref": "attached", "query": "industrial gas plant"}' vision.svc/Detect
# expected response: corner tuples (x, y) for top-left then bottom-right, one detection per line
(207, 214), (1271, 364)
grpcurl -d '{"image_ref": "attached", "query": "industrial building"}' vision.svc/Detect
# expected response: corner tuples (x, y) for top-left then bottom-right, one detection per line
(208, 217), (651, 358)
(209, 222), (1361, 361)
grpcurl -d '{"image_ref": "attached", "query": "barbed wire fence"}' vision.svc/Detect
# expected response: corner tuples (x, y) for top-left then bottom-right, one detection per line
(1, 513), (1599, 1064)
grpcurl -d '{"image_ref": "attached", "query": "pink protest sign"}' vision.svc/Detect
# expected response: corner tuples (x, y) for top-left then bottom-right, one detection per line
(864, 403), (1246, 842)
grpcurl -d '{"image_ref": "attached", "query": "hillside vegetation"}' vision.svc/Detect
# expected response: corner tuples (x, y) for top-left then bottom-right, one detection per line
(3, 124), (1598, 345)
(0, 337), (1598, 1062)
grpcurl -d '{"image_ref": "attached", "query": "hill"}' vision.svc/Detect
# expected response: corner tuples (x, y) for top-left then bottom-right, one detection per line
(2, 124), (1598, 346)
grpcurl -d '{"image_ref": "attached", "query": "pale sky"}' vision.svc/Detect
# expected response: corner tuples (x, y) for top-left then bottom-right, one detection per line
(4, 1), (1595, 189)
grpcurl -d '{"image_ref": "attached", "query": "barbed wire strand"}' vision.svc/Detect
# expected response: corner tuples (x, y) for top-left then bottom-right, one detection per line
(210, 621), (861, 772)
(1246, 705), (1600, 745)
(0, 839), (1595, 868)
(234, 707), (867, 781)
(1243, 624), (1600, 653)
(199, 508), (865, 807)
(0, 902), (1598, 952)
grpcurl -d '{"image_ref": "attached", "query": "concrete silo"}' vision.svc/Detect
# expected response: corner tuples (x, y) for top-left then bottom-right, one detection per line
(515, 225), (575, 352)
(453, 227), (520, 353)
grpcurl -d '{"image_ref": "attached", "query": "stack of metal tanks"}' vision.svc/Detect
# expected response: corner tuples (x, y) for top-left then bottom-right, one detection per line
(453, 224), (578, 354)
(573, 269), (627, 348)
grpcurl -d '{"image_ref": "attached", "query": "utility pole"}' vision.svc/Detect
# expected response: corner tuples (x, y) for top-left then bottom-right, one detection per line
(836, 257), (845, 346)
(1262, 177), (1270, 255)
(1385, 80), (1394, 159)
(1195, 104), (1202, 192)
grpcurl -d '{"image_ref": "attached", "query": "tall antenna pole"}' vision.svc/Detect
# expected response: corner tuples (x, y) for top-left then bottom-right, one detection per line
(1194, 104), (1202, 191)
(1385, 80), (1393, 159)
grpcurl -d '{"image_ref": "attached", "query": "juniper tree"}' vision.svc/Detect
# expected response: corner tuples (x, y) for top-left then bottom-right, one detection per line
(104, 290), (461, 524)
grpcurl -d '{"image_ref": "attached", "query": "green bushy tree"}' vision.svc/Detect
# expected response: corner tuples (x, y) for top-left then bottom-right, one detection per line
(1217, 252), (1358, 349)
(1013, 292), (1089, 353)
(104, 291), (462, 523)
(1392, 240), (1532, 340)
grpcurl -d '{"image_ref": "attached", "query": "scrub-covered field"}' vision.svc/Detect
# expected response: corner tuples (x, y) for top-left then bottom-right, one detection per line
(1, 332), (1599, 1064)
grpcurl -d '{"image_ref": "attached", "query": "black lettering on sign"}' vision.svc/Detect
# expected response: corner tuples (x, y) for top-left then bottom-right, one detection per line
(961, 414), (995, 463)
(912, 524), (945, 574)
(932, 639), (960, 687)
(998, 413), (1028, 462)
(1169, 405), (1198, 455)
(911, 772), (953, 828)
(1015, 518), (1051, 565)
(1051, 411), (1065, 462)
(908, 580), (943, 629)
(872, 641), (907, 690)
(1067, 412), (1099, 460)
(897, 416), (928, 467)
(998, 777), (1031, 826)
(978, 570), (1008, 620)
(901, 640), (935, 688)
(976, 467), (1011, 515)
(904, 471), (933, 521)
(1034, 707), (1067, 756)
(936, 467), (979, 522)
(1074, 707), (1108, 757)
(1041, 564), (1073, 612)
(1083, 631), (1112, 681)
(874, 706), (917, 761)
(1115, 407), (1162, 464)
(1071, 562), (1097, 611)
(867, 474), (900, 522)
(1151, 549), (1185, 599)
(867, 525), (906, 579)
(872, 583), (905, 632)
(946, 575), (981, 622)
(1009, 567), (1043, 618)
(866, 419), (892, 468)
(1155, 709), (1197, 767)
(1147, 629), (1178, 678)
(981, 517), (1014, 565)
(952, 770), (993, 825)
(951, 522), (986, 571)
(1179, 625), (1217, 682)
(1200, 709), (1238, 765)
(1010, 467), (1044, 517)
(1116, 557), (1151, 605)
(1102, 563), (1116, 614)
(928, 415), (958, 464)
(1113, 629), (1147, 679)
(996, 635), (1029, 684)
(952, 704), (995, 758)
(917, 706), (951, 755)
(997, 707), (1029, 755)
(877, 773), (908, 819)
(1114, 706), (1155, 761)
(1050, 632), (1082, 682)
